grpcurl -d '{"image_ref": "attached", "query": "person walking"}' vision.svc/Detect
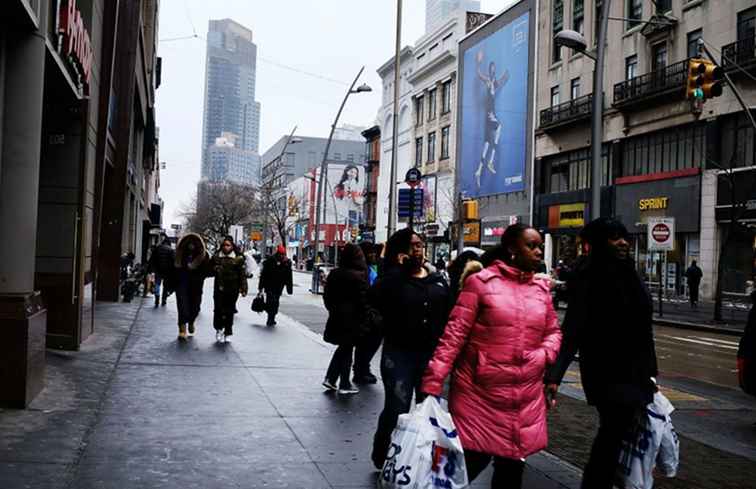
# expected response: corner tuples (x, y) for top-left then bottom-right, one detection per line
(738, 290), (756, 399)
(545, 217), (658, 489)
(258, 245), (293, 326)
(174, 233), (211, 341)
(148, 235), (175, 307)
(370, 228), (451, 469)
(420, 224), (562, 488)
(685, 260), (703, 308)
(211, 236), (248, 343)
(352, 242), (382, 384)
(322, 243), (369, 395)
(447, 249), (483, 302)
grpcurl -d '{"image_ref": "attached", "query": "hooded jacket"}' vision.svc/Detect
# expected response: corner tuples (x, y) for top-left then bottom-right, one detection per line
(323, 244), (369, 345)
(421, 260), (562, 460)
(211, 250), (248, 297)
(259, 254), (293, 295)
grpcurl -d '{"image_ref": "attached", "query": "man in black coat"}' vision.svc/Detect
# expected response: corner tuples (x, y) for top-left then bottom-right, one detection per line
(258, 245), (293, 326)
(545, 218), (658, 489)
(738, 290), (756, 398)
(148, 235), (176, 307)
(685, 260), (703, 308)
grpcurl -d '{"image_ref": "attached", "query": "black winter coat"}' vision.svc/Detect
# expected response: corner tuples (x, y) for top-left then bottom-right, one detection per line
(323, 268), (369, 345)
(738, 301), (756, 395)
(369, 267), (451, 352)
(545, 257), (659, 407)
(149, 242), (176, 277)
(259, 256), (293, 295)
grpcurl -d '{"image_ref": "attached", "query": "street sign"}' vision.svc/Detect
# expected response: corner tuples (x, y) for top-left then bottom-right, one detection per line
(424, 223), (440, 237)
(398, 188), (423, 218)
(250, 231), (263, 241)
(405, 168), (423, 188)
(170, 224), (182, 230)
(647, 217), (675, 251)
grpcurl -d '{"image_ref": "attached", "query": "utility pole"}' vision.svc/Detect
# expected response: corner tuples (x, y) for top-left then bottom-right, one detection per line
(387, 0), (402, 237)
(590, 0), (611, 219)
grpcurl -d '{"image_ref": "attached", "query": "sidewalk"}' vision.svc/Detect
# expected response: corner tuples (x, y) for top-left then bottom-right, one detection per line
(651, 299), (749, 335)
(0, 283), (581, 489)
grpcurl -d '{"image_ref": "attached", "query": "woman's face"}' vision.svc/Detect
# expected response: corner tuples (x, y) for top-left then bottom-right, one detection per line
(347, 168), (358, 180)
(511, 228), (543, 273)
(222, 241), (234, 254)
(408, 234), (425, 265)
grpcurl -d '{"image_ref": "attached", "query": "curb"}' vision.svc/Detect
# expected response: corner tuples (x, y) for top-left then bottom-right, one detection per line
(653, 317), (743, 336)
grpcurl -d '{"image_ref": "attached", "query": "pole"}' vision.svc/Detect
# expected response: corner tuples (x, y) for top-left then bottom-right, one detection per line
(312, 67), (365, 269)
(700, 42), (756, 133)
(387, 0), (403, 237)
(456, 193), (465, 254)
(657, 253), (664, 317)
(591, 0), (611, 219)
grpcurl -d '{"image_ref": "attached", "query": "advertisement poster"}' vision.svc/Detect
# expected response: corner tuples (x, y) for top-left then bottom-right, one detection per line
(422, 175), (437, 223)
(459, 11), (530, 198)
(330, 163), (364, 227)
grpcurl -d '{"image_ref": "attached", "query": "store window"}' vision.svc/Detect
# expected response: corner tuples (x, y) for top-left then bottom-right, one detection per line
(621, 123), (705, 177)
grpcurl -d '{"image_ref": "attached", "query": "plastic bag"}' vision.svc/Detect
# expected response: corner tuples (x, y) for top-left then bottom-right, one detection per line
(617, 392), (680, 489)
(379, 397), (468, 489)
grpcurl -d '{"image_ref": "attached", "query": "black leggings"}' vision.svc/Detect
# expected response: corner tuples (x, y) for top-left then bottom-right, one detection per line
(465, 449), (525, 489)
(325, 344), (354, 388)
(581, 403), (639, 489)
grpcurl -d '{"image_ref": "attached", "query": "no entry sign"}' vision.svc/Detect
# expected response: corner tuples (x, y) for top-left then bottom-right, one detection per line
(647, 217), (675, 251)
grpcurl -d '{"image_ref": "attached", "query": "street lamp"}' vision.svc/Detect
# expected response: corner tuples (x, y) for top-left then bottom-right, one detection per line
(311, 66), (371, 278)
(554, 0), (611, 220)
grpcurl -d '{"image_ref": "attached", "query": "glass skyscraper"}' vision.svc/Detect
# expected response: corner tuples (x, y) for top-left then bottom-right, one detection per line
(201, 19), (261, 186)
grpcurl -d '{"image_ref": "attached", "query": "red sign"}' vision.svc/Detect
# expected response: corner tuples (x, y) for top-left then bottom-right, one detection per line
(651, 223), (671, 243)
(59, 0), (93, 88)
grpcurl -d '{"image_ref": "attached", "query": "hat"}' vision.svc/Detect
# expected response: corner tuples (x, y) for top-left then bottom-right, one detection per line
(276, 245), (286, 255)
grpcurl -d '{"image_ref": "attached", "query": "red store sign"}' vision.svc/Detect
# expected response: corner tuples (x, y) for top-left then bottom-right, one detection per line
(58, 0), (93, 90)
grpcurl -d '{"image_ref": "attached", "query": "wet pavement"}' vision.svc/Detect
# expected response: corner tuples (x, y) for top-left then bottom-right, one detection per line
(0, 277), (581, 489)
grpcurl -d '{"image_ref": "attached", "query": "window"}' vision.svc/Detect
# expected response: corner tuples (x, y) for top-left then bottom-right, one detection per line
(737, 7), (756, 42)
(442, 81), (452, 114)
(570, 78), (581, 99)
(656, 0), (671, 13)
(551, 85), (560, 107)
(441, 126), (450, 159)
(622, 123), (705, 177)
(627, 0), (642, 29)
(552, 0), (564, 63)
(334, 152), (342, 161)
(625, 55), (638, 80)
(594, 0), (603, 46)
(427, 132), (436, 162)
(347, 153), (354, 162)
(415, 137), (423, 167)
(652, 43), (667, 72)
(720, 113), (756, 169)
(687, 29), (703, 59)
(573, 0), (584, 34)
(415, 96), (424, 126)
(428, 88), (437, 121)
(543, 145), (612, 193)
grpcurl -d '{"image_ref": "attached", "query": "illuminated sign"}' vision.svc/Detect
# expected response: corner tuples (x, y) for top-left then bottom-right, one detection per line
(58, 0), (93, 90)
(639, 197), (669, 211)
(548, 203), (585, 229)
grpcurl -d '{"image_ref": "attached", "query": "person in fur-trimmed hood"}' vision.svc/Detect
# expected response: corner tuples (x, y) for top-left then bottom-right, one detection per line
(211, 236), (248, 343)
(174, 233), (211, 340)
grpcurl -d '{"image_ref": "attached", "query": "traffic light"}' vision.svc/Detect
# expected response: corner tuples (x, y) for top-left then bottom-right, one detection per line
(686, 58), (724, 100)
(463, 200), (479, 220)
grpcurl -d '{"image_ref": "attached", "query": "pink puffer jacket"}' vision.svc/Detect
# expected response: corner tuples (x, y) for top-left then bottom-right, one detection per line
(421, 260), (562, 460)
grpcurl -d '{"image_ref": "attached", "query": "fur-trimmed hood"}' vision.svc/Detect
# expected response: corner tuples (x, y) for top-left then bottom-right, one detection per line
(175, 233), (207, 270)
(460, 260), (483, 290)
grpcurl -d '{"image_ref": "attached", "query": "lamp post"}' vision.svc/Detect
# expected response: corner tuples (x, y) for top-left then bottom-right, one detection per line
(262, 127), (302, 253)
(555, 0), (611, 220)
(311, 67), (371, 273)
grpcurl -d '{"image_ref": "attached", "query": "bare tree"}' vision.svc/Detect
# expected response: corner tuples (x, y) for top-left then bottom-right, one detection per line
(182, 182), (260, 250)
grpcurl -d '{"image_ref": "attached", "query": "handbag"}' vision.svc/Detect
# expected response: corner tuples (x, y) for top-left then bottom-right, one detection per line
(251, 293), (266, 313)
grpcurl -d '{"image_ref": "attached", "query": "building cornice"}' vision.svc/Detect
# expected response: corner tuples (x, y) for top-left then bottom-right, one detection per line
(377, 46), (414, 76)
(408, 49), (456, 85)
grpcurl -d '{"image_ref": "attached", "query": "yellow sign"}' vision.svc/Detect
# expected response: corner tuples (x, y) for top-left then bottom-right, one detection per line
(639, 197), (669, 211)
(463, 221), (481, 245)
(250, 232), (263, 241)
(558, 203), (585, 228)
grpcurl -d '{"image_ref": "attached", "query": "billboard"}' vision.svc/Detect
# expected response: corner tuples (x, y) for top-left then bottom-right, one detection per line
(458, 9), (531, 198)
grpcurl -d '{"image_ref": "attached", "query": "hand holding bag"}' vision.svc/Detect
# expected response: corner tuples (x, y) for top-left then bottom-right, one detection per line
(251, 292), (266, 313)
(379, 397), (468, 489)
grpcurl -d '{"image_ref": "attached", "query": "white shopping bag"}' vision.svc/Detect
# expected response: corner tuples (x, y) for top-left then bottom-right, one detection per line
(379, 397), (468, 489)
(617, 392), (680, 489)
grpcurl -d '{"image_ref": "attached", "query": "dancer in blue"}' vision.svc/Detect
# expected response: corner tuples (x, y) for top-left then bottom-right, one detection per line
(475, 49), (509, 188)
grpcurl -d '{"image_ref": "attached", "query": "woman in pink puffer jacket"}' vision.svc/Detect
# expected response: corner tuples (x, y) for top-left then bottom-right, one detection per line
(421, 224), (562, 488)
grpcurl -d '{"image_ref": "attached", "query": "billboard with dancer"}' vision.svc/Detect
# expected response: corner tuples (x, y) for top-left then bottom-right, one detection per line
(458, 10), (530, 197)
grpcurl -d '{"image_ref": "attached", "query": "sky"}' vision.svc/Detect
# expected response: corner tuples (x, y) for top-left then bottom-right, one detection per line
(157, 0), (518, 226)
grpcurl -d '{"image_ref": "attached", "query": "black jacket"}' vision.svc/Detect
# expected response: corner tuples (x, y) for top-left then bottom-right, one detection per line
(369, 267), (450, 352)
(149, 242), (176, 277)
(323, 268), (369, 345)
(685, 265), (703, 286)
(738, 301), (756, 395)
(545, 257), (659, 407)
(259, 255), (293, 296)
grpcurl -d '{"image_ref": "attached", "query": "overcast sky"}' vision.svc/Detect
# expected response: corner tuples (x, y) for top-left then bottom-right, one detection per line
(157, 0), (517, 226)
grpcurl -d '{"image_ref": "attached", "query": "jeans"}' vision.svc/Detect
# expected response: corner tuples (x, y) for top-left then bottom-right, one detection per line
(265, 292), (281, 324)
(372, 343), (432, 467)
(213, 292), (239, 335)
(465, 450), (525, 489)
(326, 344), (354, 388)
(581, 403), (640, 489)
(154, 275), (168, 305)
(353, 328), (382, 376)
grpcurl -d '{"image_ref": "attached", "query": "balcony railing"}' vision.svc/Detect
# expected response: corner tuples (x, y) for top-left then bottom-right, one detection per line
(722, 35), (756, 71)
(613, 58), (689, 108)
(539, 93), (593, 130)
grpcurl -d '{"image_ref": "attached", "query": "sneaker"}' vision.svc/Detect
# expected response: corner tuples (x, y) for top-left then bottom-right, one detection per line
(215, 330), (223, 342)
(354, 373), (378, 385)
(338, 385), (359, 395)
(188, 323), (196, 336)
(223, 334), (231, 343)
(322, 379), (338, 391)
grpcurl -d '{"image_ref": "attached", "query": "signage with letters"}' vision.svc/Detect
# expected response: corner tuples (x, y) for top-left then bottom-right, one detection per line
(639, 197), (669, 211)
(548, 203), (585, 229)
(647, 217), (675, 252)
(57, 0), (94, 92)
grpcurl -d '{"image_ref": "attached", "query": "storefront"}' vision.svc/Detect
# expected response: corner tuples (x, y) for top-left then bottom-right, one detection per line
(715, 168), (756, 294)
(535, 189), (590, 270)
(614, 170), (701, 295)
(481, 216), (521, 249)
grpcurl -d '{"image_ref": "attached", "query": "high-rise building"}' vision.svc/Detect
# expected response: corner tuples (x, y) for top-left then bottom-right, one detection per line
(425, 0), (481, 33)
(201, 19), (261, 185)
